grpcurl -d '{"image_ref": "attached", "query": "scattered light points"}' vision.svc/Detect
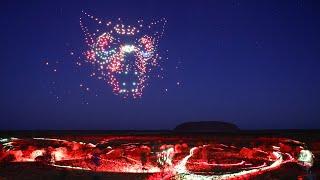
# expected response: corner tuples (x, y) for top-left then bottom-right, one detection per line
(0, 137), (314, 178)
(121, 44), (136, 53)
(80, 11), (167, 98)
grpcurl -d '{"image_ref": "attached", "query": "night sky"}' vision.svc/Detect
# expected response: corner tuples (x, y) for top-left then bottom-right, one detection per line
(1, 0), (320, 130)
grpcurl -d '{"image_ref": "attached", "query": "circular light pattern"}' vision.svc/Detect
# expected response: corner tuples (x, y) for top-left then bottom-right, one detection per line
(0, 136), (315, 179)
(79, 11), (167, 98)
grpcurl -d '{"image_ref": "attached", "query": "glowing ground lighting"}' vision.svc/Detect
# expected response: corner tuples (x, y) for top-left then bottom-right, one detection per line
(79, 11), (167, 98)
(0, 136), (315, 179)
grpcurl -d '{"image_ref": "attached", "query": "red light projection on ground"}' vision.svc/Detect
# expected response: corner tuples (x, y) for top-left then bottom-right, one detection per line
(0, 136), (314, 179)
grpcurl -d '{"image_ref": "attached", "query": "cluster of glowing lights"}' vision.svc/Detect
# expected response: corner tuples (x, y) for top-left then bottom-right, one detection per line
(0, 136), (315, 180)
(79, 12), (167, 98)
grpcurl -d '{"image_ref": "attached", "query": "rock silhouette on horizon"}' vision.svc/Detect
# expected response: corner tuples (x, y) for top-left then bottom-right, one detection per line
(174, 121), (239, 132)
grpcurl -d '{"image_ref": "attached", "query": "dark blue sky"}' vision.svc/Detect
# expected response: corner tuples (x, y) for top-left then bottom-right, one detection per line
(1, 0), (320, 130)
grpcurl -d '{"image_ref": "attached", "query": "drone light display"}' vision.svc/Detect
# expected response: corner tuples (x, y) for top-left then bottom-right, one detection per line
(80, 12), (167, 98)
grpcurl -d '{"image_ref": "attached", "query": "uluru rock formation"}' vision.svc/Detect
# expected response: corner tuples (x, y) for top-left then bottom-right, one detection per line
(174, 121), (239, 132)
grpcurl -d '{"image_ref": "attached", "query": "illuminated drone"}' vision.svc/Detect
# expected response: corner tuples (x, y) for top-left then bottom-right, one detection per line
(80, 12), (167, 98)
